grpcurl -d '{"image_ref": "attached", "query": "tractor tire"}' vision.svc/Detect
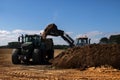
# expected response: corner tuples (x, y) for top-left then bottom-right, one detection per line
(22, 56), (30, 65)
(48, 50), (54, 60)
(32, 49), (41, 64)
(44, 50), (54, 65)
(12, 49), (21, 64)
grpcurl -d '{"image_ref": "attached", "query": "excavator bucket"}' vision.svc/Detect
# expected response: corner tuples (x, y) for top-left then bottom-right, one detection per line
(42, 24), (61, 39)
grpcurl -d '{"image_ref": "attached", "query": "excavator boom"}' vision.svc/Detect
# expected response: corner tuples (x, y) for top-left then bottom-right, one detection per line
(42, 23), (75, 47)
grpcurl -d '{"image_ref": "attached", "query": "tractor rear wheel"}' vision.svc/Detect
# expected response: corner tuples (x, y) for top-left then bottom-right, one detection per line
(45, 50), (54, 64)
(12, 49), (21, 64)
(32, 49), (41, 64)
(48, 50), (54, 60)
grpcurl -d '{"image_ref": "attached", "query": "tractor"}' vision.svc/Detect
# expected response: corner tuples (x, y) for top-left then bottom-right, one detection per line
(10, 34), (54, 64)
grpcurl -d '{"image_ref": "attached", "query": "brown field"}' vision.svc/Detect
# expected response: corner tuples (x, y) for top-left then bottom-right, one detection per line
(0, 49), (120, 80)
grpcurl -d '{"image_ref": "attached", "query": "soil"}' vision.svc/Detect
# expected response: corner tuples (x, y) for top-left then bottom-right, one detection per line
(0, 47), (120, 80)
(51, 44), (120, 69)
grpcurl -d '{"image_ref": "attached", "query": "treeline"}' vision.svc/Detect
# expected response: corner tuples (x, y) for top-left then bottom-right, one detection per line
(100, 34), (120, 44)
(0, 45), (8, 48)
(0, 43), (70, 49)
(54, 45), (69, 49)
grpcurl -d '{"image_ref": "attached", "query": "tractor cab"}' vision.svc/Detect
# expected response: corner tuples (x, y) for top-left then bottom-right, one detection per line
(76, 36), (91, 46)
(18, 34), (41, 47)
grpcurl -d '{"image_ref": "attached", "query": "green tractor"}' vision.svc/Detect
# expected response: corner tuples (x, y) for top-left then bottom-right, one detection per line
(9, 34), (54, 65)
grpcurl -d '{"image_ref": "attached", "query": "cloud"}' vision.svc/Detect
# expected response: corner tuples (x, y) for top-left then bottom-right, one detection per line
(0, 29), (120, 46)
(0, 29), (41, 46)
(75, 31), (120, 43)
(0, 29), (67, 46)
(0, 30), (10, 35)
(75, 31), (103, 43)
(12, 29), (24, 33)
(40, 30), (44, 34)
(76, 31), (103, 38)
(104, 32), (120, 38)
(12, 29), (42, 34)
(52, 37), (68, 45)
(66, 32), (73, 35)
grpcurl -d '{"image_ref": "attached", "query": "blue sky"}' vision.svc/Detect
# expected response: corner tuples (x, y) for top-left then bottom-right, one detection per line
(0, 0), (120, 45)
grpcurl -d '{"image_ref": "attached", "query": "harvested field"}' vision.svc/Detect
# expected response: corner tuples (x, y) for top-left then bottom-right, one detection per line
(0, 46), (120, 80)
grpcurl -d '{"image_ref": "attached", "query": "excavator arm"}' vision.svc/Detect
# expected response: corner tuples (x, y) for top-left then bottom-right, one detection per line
(42, 23), (75, 47)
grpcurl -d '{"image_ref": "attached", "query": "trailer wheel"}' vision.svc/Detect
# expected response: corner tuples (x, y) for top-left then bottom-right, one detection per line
(12, 49), (21, 64)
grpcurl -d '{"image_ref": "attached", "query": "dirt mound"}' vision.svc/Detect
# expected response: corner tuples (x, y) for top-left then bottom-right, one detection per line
(51, 44), (120, 69)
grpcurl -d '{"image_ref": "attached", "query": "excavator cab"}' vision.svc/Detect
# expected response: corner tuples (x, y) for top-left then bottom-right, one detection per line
(76, 36), (90, 46)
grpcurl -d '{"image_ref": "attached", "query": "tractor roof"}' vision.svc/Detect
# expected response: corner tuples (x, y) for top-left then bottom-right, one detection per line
(25, 34), (40, 37)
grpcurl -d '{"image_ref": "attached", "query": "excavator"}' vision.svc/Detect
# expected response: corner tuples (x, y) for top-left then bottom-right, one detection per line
(10, 23), (90, 65)
(42, 23), (90, 47)
(42, 23), (75, 47)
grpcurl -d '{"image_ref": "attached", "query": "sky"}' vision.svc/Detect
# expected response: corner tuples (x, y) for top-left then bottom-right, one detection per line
(0, 0), (120, 45)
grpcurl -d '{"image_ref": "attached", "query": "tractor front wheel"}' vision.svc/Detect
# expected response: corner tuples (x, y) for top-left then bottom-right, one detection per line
(12, 49), (21, 64)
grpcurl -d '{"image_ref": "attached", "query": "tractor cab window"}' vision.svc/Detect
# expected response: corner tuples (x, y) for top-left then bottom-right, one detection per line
(34, 36), (41, 46)
(76, 38), (89, 46)
(81, 39), (87, 44)
(25, 36), (34, 42)
(34, 36), (41, 42)
(24, 35), (41, 46)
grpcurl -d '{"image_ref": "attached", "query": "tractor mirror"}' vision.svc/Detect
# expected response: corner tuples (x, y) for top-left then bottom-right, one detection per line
(18, 37), (20, 42)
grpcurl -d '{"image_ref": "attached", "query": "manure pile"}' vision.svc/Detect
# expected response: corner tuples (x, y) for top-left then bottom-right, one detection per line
(51, 44), (120, 69)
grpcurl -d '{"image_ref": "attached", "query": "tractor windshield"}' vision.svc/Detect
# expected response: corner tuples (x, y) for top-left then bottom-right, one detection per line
(75, 38), (89, 46)
(24, 35), (41, 45)
(25, 36), (34, 42)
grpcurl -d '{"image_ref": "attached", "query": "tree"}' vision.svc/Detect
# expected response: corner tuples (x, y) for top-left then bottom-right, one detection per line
(99, 37), (109, 44)
(109, 34), (120, 44)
